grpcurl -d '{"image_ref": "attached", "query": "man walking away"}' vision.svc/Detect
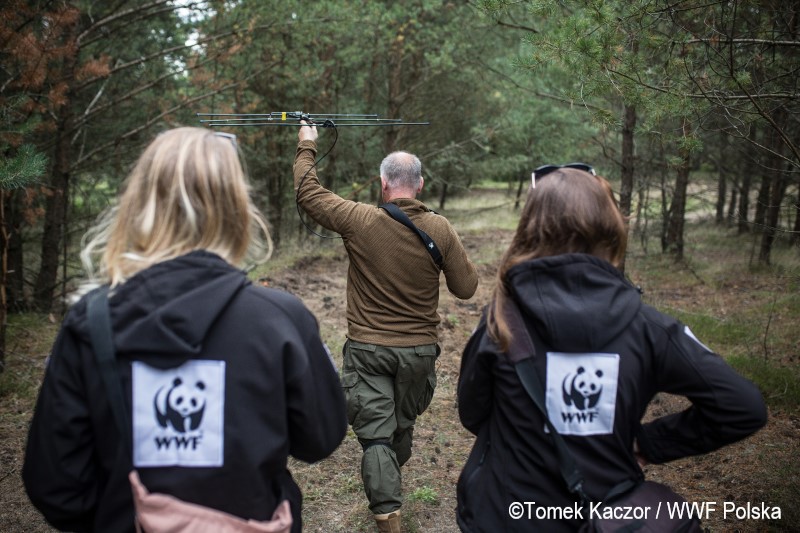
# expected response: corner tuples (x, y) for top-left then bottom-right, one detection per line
(293, 122), (478, 532)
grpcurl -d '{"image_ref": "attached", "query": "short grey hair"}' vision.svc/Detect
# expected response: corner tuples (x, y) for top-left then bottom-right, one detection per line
(380, 151), (422, 190)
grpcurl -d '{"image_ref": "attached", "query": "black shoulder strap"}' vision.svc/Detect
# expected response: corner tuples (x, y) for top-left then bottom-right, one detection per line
(503, 299), (588, 504)
(87, 286), (132, 457)
(379, 202), (443, 270)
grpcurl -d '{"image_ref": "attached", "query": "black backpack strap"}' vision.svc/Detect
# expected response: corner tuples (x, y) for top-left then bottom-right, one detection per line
(502, 299), (589, 504)
(379, 202), (443, 270)
(87, 286), (132, 457)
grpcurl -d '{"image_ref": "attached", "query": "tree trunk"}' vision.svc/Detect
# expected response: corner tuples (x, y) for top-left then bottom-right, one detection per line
(792, 187), (800, 248)
(514, 175), (525, 210)
(663, 120), (691, 259)
(0, 195), (6, 372)
(753, 173), (770, 231)
(383, 38), (403, 154)
(382, 25), (424, 154)
(267, 138), (284, 247)
(726, 187), (738, 228)
(758, 171), (787, 264)
(620, 104), (636, 218)
(737, 165), (753, 234)
(664, 162), (689, 259)
(33, 16), (80, 312)
(738, 127), (758, 234)
(758, 112), (790, 265)
(4, 190), (25, 311)
(715, 142), (727, 224)
(34, 135), (71, 312)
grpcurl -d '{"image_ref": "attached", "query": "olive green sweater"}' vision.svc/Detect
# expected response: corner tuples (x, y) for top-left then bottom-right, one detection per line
(293, 139), (478, 346)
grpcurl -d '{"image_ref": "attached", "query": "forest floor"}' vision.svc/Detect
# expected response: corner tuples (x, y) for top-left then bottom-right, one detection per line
(1, 203), (798, 532)
(273, 229), (799, 533)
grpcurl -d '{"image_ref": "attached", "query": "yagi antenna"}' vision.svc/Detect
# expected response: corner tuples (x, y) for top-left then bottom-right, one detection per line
(197, 111), (430, 128)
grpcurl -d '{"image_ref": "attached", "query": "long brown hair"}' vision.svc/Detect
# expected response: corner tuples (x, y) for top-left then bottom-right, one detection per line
(81, 127), (272, 286)
(486, 167), (628, 351)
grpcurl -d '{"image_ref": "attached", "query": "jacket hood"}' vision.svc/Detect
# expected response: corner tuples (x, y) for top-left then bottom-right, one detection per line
(506, 253), (641, 351)
(78, 251), (249, 363)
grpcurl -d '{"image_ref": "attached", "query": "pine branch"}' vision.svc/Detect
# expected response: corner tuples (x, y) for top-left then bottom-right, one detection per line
(0, 144), (47, 189)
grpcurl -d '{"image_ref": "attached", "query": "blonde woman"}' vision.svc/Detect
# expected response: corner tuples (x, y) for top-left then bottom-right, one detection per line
(456, 164), (766, 532)
(23, 128), (346, 532)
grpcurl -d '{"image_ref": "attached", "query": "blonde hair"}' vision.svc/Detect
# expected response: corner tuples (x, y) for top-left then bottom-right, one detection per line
(81, 127), (272, 286)
(487, 167), (628, 351)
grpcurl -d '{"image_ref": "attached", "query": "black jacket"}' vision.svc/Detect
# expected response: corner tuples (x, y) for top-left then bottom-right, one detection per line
(23, 251), (347, 532)
(456, 254), (767, 532)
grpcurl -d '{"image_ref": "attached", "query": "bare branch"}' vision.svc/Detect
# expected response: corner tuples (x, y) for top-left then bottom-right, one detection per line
(71, 65), (270, 172)
(683, 38), (800, 48)
(74, 52), (265, 131)
(603, 66), (798, 101)
(688, 92), (798, 100)
(495, 19), (539, 33)
(464, 0), (539, 33)
(74, 21), (279, 92)
(71, 83), (237, 172)
(76, 0), (176, 45)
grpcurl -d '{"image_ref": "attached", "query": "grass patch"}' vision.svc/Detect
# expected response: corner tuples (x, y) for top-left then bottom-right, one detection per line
(728, 355), (800, 411)
(665, 309), (761, 357)
(407, 486), (440, 506)
(0, 313), (58, 402)
(628, 220), (800, 412)
(249, 237), (345, 281)
(437, 188), (521, 233)
(470, 179), (514, 189)
(766, 454), (800, 530)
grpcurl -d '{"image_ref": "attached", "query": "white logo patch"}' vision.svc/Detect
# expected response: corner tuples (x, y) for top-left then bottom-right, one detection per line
(132, 360), (225, 467)
(546, 352), (619, 436)
(684, 326), (712, 352)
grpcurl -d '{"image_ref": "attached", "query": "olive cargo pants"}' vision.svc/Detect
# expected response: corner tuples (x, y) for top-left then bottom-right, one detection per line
(341, 340), (438, 514)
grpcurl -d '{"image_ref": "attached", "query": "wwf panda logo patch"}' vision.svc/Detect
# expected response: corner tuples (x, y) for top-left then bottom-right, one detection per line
(131, 360), (225, 467)
(154, 377), (207, 433)
(545, 352), (619, 436)
(562, 366), (604, 410)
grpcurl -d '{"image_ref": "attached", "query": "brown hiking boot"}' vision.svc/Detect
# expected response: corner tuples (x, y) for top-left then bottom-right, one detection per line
(374, 510), (401, 533)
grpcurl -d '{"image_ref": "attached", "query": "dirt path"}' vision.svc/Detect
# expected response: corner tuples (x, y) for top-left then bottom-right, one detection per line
(2, 228), (796, 532)
(278, 230), (797, 533)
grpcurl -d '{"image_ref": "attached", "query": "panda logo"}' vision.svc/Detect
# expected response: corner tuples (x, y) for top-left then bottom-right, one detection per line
(562, 366), (603, 410)
(154, 377), (206, 433)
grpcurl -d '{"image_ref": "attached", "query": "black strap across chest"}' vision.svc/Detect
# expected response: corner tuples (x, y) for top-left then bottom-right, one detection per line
(379, 202), (443, 270)
(503, 300), (589, 503)
(87, 286), (133, 458)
